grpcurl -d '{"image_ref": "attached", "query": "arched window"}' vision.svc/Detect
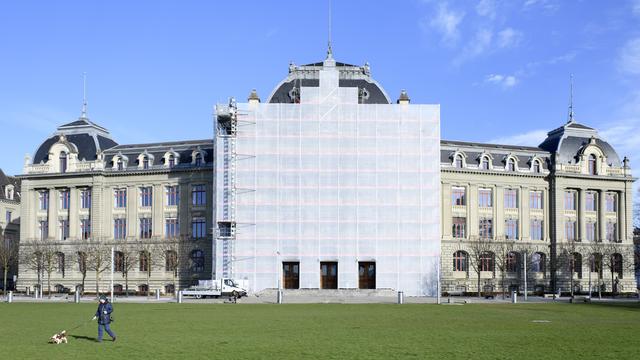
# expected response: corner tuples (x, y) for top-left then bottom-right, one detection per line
(139, 251), (149, 272)
(55, 284), (65, 293)
(56, 252), (65, 276)
(138, 284), (149, 295)
(590, 253), (603, 274)
(507, 158), (516, 171)
(165, 284), (175, 295)
(479, 252), (494, 272)
(611, 253), (623, 277)
(588, 154), (597, 175)
(165, 250), (177, 273)
(571, 252), (582, 279)
(77, 251), (87, 273)
(480, 156), (490, 170)
(114, 251), (124, 272)
(168, 154), (176, 168)
(194, 153), (203, 166)
(113, 284), (123, 294)
(117, 158), (124, 171)
(191, 249), (204, 272)
(454, 154), (463, 168)
(533, 160), (541, 173)
(59, 151), (68, 173)
(531, 252), (546, 273)
(506, 252), (519, 272)
(142, 156), (150, 170)
(453, 251), (468, 272)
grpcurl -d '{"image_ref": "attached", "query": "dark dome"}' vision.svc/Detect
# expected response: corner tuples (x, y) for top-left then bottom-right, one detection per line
(538, 121), (621, 166)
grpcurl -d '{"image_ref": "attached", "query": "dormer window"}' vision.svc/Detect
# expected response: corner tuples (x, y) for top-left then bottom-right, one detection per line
(454, 154), (463, 168)
(588, 154), (597, 175)
(533, 160), (541, 173)
(60, 151), (68, 173)
(5, 185), (14, 200)
(507, 158), (516, 172)
(117, 158), (124, 171)
(142, 157), (150, 170)
(168, 155), (175, 168)
(480, 156), (490, 170)
(194, 153), (202, 166)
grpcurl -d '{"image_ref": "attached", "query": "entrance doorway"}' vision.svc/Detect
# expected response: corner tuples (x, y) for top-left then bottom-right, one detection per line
(283, 262), (300, 289)
(320, 262), (338, 289)
(359, 262), (376, 289)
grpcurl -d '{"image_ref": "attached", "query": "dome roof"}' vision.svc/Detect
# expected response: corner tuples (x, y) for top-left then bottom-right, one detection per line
(32, 117), (118, 164)
(267, 59), (391, 104)
(538, 121), (621, 166)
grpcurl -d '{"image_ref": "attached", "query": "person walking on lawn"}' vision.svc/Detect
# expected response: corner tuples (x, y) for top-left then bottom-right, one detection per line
(93, 295), (117, 342)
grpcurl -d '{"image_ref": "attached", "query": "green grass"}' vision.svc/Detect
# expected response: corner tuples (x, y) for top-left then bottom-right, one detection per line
(0, 302), (639, 359)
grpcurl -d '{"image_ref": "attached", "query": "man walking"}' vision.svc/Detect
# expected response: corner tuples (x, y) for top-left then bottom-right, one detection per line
(92, 295), (117, 342)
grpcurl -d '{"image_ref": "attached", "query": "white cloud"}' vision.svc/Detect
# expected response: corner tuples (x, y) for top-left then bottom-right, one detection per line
(618, 37), (640, 75)
(497, 28), (523, 48)
(476, 0), (496, 19)
(485, 73), (518, 88)
(488, 129), (548, 147)
(523, 0), (559, 12)
(428, 2), (465, 44)
(633, 0), (640, 16)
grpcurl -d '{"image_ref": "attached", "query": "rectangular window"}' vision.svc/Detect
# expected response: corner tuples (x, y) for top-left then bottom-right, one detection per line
(505, 219), (518, 240)
(606, 193), (616, 212)
(530, 191), (543, 209)
(5, 210), (11, 223)
(283, 262), (300, 289)
(81, 189), (92, 209)
(586, 222), (596, 242)
(193, 218), (206, 239)
(60, 189), (70, 210)
(358, 262), (376, 289)
(39, 191), (49, 210)
(451, 186), (466, 206)
(140, 187), (153, 207)
(479, 218), (493, 239)
(39, 220), (48, 240)
(166, 185), (179, 206)
(114, 218), (127, 240)
(530, 219), (543, 240)
(452, 217), (466, 238)
(478, 188), (492, 208)
(192, 184), (206, 206)
(114, 189), (127, 208)
(606, 222), (617, 242)
(564, 191), (576, 210)
(80, 218), (91, 240)
(564, 220), (576, 241)
(585, 191), (596, 212)
(59, 220), (69, 240)
(504, 189), (517, 209)
(140, 218), (152, 239)
(165, 218), (179, 238)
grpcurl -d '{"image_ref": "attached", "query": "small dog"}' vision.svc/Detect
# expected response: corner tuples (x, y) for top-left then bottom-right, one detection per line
(49, 330), (68, 344)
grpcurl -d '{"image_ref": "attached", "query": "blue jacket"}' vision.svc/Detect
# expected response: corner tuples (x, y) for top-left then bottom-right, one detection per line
(95, 302), (113, 325)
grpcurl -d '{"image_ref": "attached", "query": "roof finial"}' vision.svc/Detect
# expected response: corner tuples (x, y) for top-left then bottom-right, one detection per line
(326, 0), (333, 60)
(81, 72), (88, 119)
(567, 73), (574, 124)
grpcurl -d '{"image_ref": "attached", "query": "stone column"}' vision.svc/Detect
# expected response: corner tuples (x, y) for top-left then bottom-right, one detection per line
(69, 187), (78, 239)
(127, 185), (138, 238)
(495, 186), (504, 239)
(618, 190), (625, 243)
(468, 184), (478, 237)
(47, 188), (57, 239)
(521, 186), (529, 241)
(598, 190), (606, 241)
(153, 184), (164, 237)
(578, 188), (586, 242)
(91, 178), (104, 239)
(441, 182), (452, 238)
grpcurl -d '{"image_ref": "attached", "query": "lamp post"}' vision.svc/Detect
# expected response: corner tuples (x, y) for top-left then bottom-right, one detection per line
(276, 250), (282, 304)
(522, 250), (528, 301)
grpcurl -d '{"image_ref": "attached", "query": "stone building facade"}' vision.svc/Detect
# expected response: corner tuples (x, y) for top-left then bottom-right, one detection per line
(0, 169), (20, 290)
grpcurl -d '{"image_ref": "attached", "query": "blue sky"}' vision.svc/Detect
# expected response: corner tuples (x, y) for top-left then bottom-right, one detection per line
(0, 0), (639, 177)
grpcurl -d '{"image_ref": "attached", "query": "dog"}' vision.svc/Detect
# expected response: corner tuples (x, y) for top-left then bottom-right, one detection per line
(49, 330), (68, 344)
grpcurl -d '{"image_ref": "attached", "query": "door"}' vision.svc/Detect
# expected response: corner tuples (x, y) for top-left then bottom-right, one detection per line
(320, 262), (338, 289)
(359, 262), (376, 289)
(283, 262), (300, 289)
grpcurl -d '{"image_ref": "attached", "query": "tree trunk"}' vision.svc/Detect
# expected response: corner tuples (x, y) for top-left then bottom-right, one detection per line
(3, 267), (8, 295)
(95, 271), (100, 297)
(477, 272), (481, 298)
(570, 263), (574, 298)
(125, 271), (129, 297)
(47, 272), (51, 298)
(610, 271), (615, 298)
(146, 269), (151, 297)
(501, 272), (505, 299)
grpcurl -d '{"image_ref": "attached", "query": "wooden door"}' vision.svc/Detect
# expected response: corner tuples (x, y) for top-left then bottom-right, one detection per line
(320, 262), (338, 289)
(359, 262), (376, 289)
(283, 262), (300, 289)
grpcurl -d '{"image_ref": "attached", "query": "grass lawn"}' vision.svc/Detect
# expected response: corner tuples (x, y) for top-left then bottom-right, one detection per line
(0, 302), (638, 359)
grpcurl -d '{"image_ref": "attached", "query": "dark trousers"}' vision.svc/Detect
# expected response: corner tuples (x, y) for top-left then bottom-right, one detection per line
(97, 323), (116, 342)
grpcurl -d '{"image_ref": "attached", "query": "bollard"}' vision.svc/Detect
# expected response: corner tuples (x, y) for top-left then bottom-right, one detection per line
(8, 291), (13, 303)
(74, 291), (80, 303)
(155, 289), (160, 300)
(277, 289), (283, 304)
(177, 291), (183, 303)
(26, 287), (30, 297)
(397, 291), (404, 305)
(511, 291), (517, 304)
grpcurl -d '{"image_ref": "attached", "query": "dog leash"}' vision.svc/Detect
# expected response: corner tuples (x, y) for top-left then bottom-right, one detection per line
(69, 319), (92, 331)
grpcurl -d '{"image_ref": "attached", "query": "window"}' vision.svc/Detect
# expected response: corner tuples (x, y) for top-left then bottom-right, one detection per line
(531, 252), (546, 273)
(56, 252), (65, 275)
(479, 218), (493, 239)
(168, 155), (176, 168)
(530, 219), (543, 240)
(117, 158), (124, 171)
(5, 210), (11, 223)
(585, 191), (596, 211)
(479, 252), (494, 272)
(138, 284), (149, 294)
(453, 251), (468, 272)
(39, 190), (49, 210)
(533, 160), (541, 173)
(478, 188), (492, 207)
(114, 189), (127, 208)
(140, 187), (153, 207)
(114, 218), (127, 240)
(451, 187), (466, 206)
(39, 220), (48, 240)
(505, 219), (518, 240)
(588, 154), (597, 175)
(139, 251), (149, 272)
(586, 222), (597, 242)
(165, 218), (179, 238)
(358, 262), (376, 289)
(81, 189), (91, 209)
(283, 262), (300, 289)
(59, 220), (69, 240)
(530, 191), (543, 209)
(504, 189), (517, 209)
(454, 154), (463, 168)
(142, 157), (150, 170)
(564, 220), (576, 241)
(59, 190), (70, 210)
(166, 186), (179, 206)
(165, 251), (177, 273)
(611, 253), (623, 277)
(191, 250), (204, 272)
(564, 191), (576, 210)
(114, 251), (124, 272)
(571, 253), (582, 279)
(194, 153), (203, 166)
(606, 222), (617, 242)
(506, 252), (519, 272)
(605, 193), (616, 212)
(192, 184), (206, 206)
(590, 253), (602, 274)
(452, 217), (466, 238)
(140, 218), (152, 239)
(81, 218), (91, 240)
(480, 156), (490, 170)
(320, 262), (338, 289)
(193, 218), (207, 238)
(507, 158), (516, 171)
(59, 151), (67, 173)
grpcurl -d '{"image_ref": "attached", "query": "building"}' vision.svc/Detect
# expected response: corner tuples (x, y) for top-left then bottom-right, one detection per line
(17, 110), (213, 295)
(0, 169), (20, 290)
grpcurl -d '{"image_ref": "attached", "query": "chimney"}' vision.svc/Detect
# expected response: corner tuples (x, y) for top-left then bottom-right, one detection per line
(397, 89), (410, 105)
(248, 89), (261, 105)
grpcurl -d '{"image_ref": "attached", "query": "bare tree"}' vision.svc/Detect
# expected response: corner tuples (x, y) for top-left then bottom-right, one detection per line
(559, 239), (581, 298)
(588, 241), (605, 298)
(24, 239), (61, 298)
(492, 237), (515, 299)
(0, 233), (18, 295)
(156, 235), (190, 296)
(76, 250), (88, 294)
(79, 239), (111, 296)
(136, 238), (160, 296)
(467, 235), (494, 297)
(115, 238), (138, 296)
(601, 241), (634, 297)
(19, 239), (45, 295)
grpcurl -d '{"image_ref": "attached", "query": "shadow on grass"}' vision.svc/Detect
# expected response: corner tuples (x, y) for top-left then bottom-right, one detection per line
(70, 335), (97, 342)
(577, 300), (640, 311)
